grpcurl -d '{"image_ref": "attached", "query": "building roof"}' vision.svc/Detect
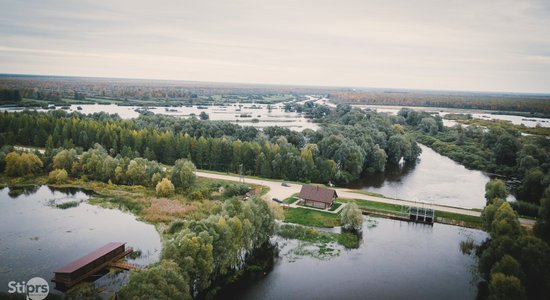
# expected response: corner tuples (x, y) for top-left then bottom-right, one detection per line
(54, 242), (126, 274)
(299, 185), (338, 204)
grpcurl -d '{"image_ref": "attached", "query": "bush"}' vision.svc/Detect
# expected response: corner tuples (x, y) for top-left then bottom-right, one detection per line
(48, 168), (68, 183)
(510, 201), (539, 218)
(156, 178), (175, 197)
(223, 184), (250, 197)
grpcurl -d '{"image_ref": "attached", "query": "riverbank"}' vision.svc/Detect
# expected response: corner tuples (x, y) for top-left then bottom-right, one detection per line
(195, 169), (539, 228)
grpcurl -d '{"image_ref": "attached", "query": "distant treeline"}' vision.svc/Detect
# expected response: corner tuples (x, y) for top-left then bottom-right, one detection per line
(0, 106), (420, 184)
(330, 91), (550, 115)
(0, 75), (345, 104)
(0, 89), (21, 103)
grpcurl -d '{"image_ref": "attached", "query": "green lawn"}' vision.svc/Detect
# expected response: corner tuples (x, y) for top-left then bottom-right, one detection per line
(329, 202), (342, 211)
(283, 195), (299, 204)
(338, 198), (403, 214)
(284, 207), (341, 227)
(435, 211), (482, 225)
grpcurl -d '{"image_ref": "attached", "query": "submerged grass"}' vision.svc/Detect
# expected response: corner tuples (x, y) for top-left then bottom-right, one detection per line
(277, 224), (359, 249)
(55, 201), (80, 209)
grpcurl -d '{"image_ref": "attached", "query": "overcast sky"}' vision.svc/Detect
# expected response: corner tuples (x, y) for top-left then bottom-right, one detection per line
(1, 0), (549, 93)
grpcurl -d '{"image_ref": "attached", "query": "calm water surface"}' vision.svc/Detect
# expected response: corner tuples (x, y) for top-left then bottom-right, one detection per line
(349, 145), (501, 209)
(0, 186), (161, 296)
(0, 103), (319, 131)
(232, 217), (487, 300)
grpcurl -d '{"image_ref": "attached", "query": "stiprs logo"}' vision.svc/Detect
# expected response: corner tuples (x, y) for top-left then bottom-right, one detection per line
(7, 277), (50, 300)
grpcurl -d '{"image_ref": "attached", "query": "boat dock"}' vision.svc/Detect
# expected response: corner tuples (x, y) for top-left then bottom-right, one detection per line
(52, 242), (134, 288)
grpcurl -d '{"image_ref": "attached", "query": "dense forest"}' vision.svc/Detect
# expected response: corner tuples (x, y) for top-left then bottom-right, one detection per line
(330, 90), (550, 115)
(0, 106), (419, 185)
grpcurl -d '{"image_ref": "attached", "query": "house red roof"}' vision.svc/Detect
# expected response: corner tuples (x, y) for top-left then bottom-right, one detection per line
(299, 185), (338, 204)
(53, 242), (126, 274)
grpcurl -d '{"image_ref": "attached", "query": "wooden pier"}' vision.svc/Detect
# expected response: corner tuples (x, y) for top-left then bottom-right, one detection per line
(52, 242), (134, 288)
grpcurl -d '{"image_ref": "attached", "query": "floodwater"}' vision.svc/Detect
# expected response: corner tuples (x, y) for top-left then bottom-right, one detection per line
(230, 217), (487, 300)
(353, 104), (550, 128)
(0, 103), (319, 131)
(348, 145), (500, 209)
(0, 186), (161, 297)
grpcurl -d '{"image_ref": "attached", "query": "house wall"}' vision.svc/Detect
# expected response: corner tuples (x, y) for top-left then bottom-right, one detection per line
(304, 200), (329, 209)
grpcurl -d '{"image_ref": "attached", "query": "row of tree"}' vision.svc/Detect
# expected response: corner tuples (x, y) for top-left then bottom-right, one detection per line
(0, 108), (421, 184)
(330, 91), (550, 114)
(0, 89), (22, 103)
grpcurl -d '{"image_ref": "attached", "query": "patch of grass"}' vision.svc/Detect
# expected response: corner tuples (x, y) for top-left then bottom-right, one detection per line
(435, 211), (481, 223)
(276, 224), (359, 249)
(283, 207), (341, 227)
(329, 202), (342, 212)
(284, 196), (299, 204)
(55, 201), (80, 209)
(348, 190), (386, 198)
(88, 194), (146, 214)
(338, 198), (403, 214)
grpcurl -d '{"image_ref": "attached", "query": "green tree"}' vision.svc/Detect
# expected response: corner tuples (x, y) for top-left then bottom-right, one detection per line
(48, 168), (68, 184)
(162, 229), (214, 295)
(171, 159), (197, 191)
(126, 159), (147, 186)
(490, 255), (525, 281)
(52, 149), (77, 172)
(485, 179), (508, 203)
(488, 273), (526, 300)
(491, 202), (521, 238)
(481, 198), (506, 231)
(156, 178), (175, 197)
(5, 152), (43, 177)
(493, 134), (520, 166)
(419, 117), (438, 135)
(199, 111), (209, 120)
(341, 202), (363, 231)
(119, 260), (191, 300)
(534, 187), (550, 243)
(520, 169), (545, 204)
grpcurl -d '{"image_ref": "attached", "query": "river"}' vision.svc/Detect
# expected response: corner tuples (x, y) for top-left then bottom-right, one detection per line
(0, 186), (161, 298)
(349, 144), (514, 209)
(228, 217), (487, 300)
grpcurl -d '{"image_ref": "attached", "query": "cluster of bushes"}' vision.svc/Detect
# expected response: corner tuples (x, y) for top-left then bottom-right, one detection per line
(120, 197), (275, 299)
(476, 180), (550, 299)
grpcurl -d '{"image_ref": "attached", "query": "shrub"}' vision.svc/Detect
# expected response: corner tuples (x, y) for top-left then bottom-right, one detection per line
(156, 178), (175, 197)
(48, 168), (68, 183)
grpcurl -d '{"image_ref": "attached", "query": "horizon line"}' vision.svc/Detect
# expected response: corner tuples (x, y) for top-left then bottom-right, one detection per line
(1, 72), (550, 96)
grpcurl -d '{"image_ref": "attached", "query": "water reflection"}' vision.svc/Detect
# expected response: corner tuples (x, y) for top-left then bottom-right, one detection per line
(0, 186), (161, 298)
(231, 217), (487, 300)
(349, 145), (491, 209)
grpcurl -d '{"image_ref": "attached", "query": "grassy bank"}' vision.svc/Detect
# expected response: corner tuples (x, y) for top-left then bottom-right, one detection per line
(338, 197), (483, 228)
(277, 223), (359, 249)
